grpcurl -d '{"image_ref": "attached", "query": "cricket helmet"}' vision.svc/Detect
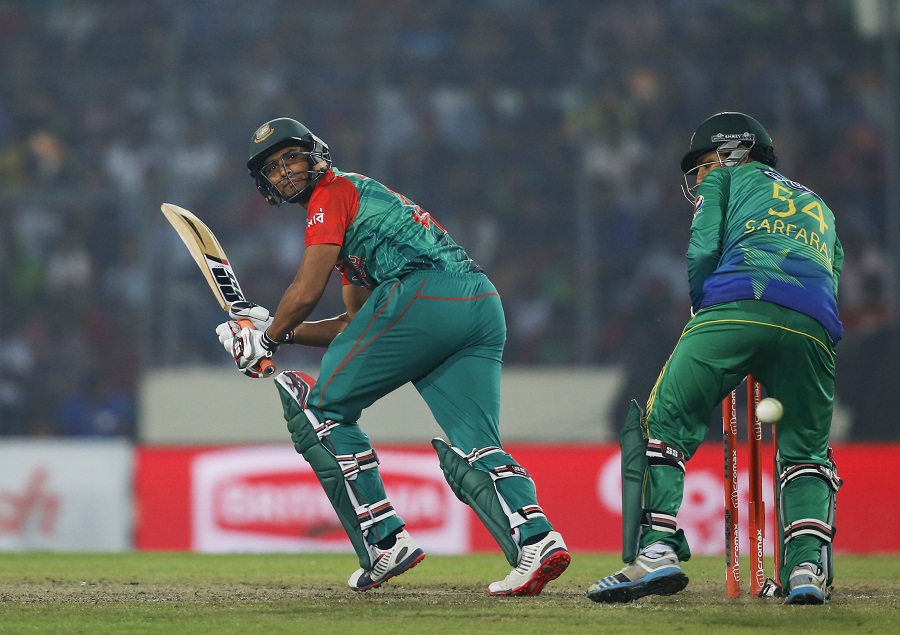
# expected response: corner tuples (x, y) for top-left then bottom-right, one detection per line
(247, 118), (332, 205)
(679, 111), (777, 174)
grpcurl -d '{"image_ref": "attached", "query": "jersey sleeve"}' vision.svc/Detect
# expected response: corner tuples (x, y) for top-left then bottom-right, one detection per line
(686, 169), (728, 311)
(831, 234), (844, 304)
(304, 174), (359, 248)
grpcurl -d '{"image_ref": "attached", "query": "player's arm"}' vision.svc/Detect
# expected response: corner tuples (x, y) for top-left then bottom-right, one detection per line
(831, 234), (844, 303)
(289, 281), (372, 347)
(267, 243), (342, 343)
(686, 170), (727, 310)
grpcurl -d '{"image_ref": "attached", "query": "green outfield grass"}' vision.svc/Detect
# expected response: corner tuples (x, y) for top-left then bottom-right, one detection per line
(0, 552), (898, 634)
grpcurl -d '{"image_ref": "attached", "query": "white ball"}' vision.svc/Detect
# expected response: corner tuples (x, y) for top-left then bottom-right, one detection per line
(756, 397), (783, 424)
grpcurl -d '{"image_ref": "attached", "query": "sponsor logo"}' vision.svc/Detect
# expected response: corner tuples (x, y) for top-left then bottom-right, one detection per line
(307, 211), (325, 227)
(192, 446), (468, 553)
(693, 195), (704, 216)
(211, 471), (447, 539)
(595, 452), (777, 556)
(711, 131), (755, 143)
(759, 169), (821, 200)
(208, 261), (245, 304)
(0, 468), (60, 536)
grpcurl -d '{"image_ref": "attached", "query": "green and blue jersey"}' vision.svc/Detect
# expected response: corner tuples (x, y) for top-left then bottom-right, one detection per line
(688, 161), (843, 342)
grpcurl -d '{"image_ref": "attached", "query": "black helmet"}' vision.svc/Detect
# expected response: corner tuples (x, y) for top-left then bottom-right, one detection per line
(247, 118), (332, 205)
(680, 112), (776, 174)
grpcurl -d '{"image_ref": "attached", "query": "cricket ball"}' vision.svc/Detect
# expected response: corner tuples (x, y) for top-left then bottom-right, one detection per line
(755, 397), (783, 424)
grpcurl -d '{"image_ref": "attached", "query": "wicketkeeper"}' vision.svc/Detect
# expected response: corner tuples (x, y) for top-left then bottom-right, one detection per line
(586, 112), (843, 605)
(215, 118), (570, 595)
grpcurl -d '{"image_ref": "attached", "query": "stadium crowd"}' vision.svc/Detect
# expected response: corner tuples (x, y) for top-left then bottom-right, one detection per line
(0, 0), (895, 439)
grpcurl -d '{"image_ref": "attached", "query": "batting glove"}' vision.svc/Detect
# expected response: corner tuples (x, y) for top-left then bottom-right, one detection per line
(216, 320), (241, 351)
(231, 326), (279, 377)
(229, 301), (273, 331)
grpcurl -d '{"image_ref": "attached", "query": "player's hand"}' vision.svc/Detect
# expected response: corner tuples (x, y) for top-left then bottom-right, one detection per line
(216, 320), (241, 351)
(231, 326), (279, 377)
(229, 301), (273, 331)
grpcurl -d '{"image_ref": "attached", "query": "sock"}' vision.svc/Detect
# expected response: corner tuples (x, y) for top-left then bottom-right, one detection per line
(523, 531), (549, 546)
(642, 542), (675, 558)
(375, 529), (402, 550)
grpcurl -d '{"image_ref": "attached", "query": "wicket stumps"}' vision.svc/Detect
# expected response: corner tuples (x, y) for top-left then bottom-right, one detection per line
(722, 376), (780, 598)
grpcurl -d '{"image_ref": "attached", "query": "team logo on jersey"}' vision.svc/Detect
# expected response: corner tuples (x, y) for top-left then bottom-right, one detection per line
(254, 123), (274, 143)
(693, 195), (704, 216)
(307, 211), (325, 227)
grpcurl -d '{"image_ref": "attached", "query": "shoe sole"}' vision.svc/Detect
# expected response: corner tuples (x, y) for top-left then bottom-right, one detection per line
(587, 571), (689, 603)
(350, 551), (426, 592)
(487, 549), (571, 597)
(785, 590), (826, 605)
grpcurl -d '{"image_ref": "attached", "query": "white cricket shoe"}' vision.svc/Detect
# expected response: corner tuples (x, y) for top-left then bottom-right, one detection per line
(348, 530), (425, 592)
(784, 562), (829, 605)
(487, 531), (570, 596)
(586, 545), (688, 603)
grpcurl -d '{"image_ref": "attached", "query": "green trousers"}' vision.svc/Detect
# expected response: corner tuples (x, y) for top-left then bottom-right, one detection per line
(305, 270), (552, 545)
(641, 300), (837, 587)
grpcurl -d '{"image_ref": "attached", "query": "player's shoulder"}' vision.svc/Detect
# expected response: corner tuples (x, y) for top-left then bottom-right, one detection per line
(311, 168), (361, 207)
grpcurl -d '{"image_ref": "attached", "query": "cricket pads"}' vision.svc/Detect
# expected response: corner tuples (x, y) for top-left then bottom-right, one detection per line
(620, 399), (647, 563)
(432, 438), (521, 567)
(276, 372), (373, 570)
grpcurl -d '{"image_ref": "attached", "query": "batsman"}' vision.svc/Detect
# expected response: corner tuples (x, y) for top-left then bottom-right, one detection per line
(215, 118), (570, 595)
(586, 112), (843, 605)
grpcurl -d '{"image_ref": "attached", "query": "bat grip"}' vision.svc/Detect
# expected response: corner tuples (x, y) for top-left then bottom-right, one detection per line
(236, 318), (277, 377)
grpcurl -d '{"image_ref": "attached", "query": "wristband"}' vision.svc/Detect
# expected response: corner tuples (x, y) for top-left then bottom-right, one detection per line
(261, 329), (281, 352)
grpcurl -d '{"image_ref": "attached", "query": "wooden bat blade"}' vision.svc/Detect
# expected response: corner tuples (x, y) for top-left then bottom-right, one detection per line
(160, 203), (275, 377)
(160, 203), (246, 311)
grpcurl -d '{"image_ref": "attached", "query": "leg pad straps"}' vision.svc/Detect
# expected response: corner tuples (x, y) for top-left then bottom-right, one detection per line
(780, 461), (842, 546)
(432, 437), (542, 567)
(276, 371), (394, 570)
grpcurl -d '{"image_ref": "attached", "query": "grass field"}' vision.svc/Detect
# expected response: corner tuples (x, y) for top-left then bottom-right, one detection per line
(1, 552), (899, 634)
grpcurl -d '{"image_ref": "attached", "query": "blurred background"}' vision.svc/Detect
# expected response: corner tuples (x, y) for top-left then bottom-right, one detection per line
(0, 0), (898, 443)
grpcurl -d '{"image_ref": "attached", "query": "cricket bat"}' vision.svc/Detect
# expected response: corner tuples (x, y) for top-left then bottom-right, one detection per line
(160, 202), (275, 376)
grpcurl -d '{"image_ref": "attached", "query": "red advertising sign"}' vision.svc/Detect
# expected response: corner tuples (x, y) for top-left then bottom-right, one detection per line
(138, 445), (468, 554)
(136, 443), (900, 555)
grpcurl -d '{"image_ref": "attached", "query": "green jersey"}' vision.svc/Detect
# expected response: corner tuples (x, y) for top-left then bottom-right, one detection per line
(688, 161), (844, 342)
(305, 168), (481, 289)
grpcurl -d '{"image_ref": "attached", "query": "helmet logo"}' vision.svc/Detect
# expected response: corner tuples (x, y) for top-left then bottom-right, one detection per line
(711, 132), (755, 143)
(254, 124), (275, 144)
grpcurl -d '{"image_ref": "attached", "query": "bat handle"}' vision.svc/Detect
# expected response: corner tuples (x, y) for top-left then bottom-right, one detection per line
(236, 318), (277, 377)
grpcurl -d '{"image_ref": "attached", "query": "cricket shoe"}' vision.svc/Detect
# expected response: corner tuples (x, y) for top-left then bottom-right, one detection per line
(348, 530), (425, 592)
(487, 531), (570, 596)
(586, 546), (688, 603)
(784, 562), (829, 605)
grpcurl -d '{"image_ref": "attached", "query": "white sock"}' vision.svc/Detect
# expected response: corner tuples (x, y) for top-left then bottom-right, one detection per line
(641, 542), (675, 558)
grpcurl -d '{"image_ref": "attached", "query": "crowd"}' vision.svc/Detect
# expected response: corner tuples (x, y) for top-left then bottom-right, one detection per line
(0, 0), (895, 439)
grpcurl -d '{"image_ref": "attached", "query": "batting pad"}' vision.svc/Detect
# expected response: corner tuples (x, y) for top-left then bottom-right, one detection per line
(276, 373), (373, 570)
(432, 437), (520, 567)
(620, 399), (647, 564)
